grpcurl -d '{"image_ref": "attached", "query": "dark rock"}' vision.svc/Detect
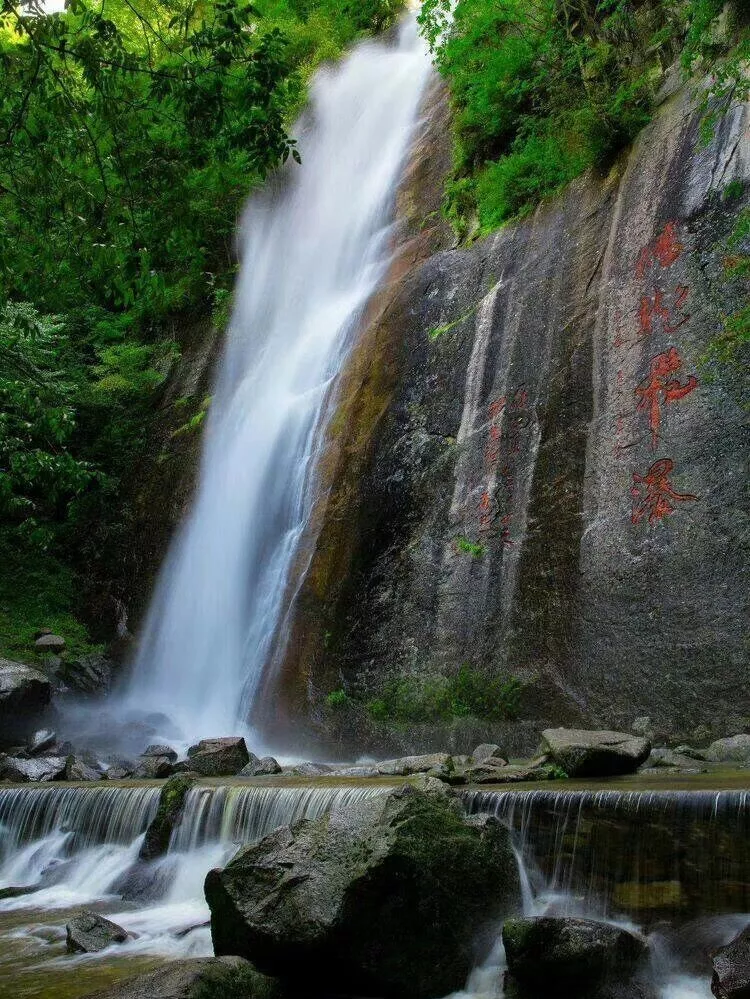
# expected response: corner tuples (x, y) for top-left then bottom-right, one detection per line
(472, 743), (505, 763)
(205, 783), (521, 999)
(0, 755), (66, 782)
(540, 729), (651, 777)
(66, 909), (131, 953)
(376, 752), (454, 776)
(111, 857), (176, 903)
(65, 755), (103, 782)
(140, 774), (195, 861)
(34, 633), (65, 654)
(712, 925), (750, 999)
(81, 956), (286, 999)
(27, 728), (56, 756)
(0, 885), (37, 900)
(56, 652), (113, 696)
(142, 744), (178, 762)
(0, 659), (51, 743)
(186, 737), (249, 777)
(239, 754), (282, 777)
(503, 917), (649, 990)
(705, 736), (750, 765)
(132, 755), (174, 779)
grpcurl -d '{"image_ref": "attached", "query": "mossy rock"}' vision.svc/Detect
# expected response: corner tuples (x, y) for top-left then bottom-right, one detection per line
(139, 774), (195, 861)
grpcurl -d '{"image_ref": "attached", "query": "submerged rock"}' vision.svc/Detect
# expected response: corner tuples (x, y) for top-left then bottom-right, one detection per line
(503, 916), (649, 991)
(239, 754), (282, 777)
(705, 735), (750, 765)
(712, 925), (750, 999)
(66, 909), (131, 953)
(0, 659), (51, 743)
(0, 885), (37, 900)
(186, 737), (249, 776)
(205, 783), (521, 999)
(139, 774), (195, 861)
(0, 755), (66, 782)
(540, 729), (651, 777)
(83, 956), (285, 999)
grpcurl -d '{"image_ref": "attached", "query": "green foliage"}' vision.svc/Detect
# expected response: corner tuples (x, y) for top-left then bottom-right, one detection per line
(0, 0), (401, 654)
(455, 535), (486, 558)
(366, 666), (523, 723)
(419, 0), (749, 235)
(325, 687), (350, 709)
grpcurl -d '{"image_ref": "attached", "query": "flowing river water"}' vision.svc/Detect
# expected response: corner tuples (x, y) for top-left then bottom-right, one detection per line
(0, 779), (748, 998)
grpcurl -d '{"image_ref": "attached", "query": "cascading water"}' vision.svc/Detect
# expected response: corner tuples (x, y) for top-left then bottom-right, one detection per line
(122, 17), (432, 747)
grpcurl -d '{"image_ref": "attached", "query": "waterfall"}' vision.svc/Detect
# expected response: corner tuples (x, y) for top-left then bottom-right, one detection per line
(122, 17), (432, 748)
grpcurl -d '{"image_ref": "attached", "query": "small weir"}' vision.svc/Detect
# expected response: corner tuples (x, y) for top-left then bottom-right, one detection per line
(0, 780), (747, 999)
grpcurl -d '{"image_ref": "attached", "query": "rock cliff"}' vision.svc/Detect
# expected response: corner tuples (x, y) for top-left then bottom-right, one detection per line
(273, 80), (749, 751)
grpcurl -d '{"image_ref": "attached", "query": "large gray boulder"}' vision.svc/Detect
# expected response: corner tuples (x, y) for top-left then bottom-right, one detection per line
(472, 743), (506, 763)
(503, 917), (649, 991)
(0, 755), (66, 782)
(376, 752), (454, 777)
(82, 957), (285, 999)
(186, 737), (249, 776)
(540, 729), (651, 777)
(205, 783), (521, 999)
(712, 925), (750, 999)
(705, 735), (750, 765)
(0, 659), (51, 743)
(66, 910), (131, 953)
(132, 754), (175, 779)
(139, 775), (195, 861)
(239, 754), (282, 777)
(65, 755), (103, 782)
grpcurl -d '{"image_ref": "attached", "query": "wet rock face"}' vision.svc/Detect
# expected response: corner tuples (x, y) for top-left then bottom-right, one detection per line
(712, 925), (750, 999)
(205, 783), (521, 999)
(285, 85), (749, 747)
(66, 909), (131, 953)
(503, 916), (649, 994)
(139, 774), (195, 861)
(0, 660), (51, 745)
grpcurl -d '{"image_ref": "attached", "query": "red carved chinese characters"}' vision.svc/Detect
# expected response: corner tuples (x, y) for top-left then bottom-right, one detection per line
(637, 287), (691, 337)
(630, 458), (697, 526)
(635, 347), (698, 450)
(635, 221), (683, 278)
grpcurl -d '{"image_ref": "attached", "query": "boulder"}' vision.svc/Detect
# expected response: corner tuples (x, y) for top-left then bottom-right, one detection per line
(540, 729), (651, 777)
(56, 652), (113, 695)
(0, 885), (37, 900)
(503, 917), (649, 990)
(82, 956), (285, 999)
(327, 765), (380, 778)
(463, 763), (548, 784)
(0, 659), (51, 742)
(34, 633), (65, 654)
(0, 755), (66, 782)
(139, 775), (195, 861)
(288, 761), (334, 776)
(132, 755), (175, 779)
(376, 752), (454, 777)
(712, 925), (750, 999)
(705, 735), (750, 765)
(205, 783), (521, 999)
(66, 909), (131, 953)
(472, 743), (505, 763)
(65, 755), (103, 782)
(643, 747), (703, 770)
(27, 728), (57, 756)
(186, 737), (249, 777)
(239, 754), (282, 777)
(142, 744), (178, 762)
(105, 766), (133, 781)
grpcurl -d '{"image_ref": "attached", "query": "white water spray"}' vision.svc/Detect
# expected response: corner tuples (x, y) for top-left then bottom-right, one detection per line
(123, 20), (431, 745)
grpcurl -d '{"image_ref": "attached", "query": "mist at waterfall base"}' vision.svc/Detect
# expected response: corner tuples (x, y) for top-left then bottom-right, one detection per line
(1, 784), (748, 999)
(73, 16), (433, 761)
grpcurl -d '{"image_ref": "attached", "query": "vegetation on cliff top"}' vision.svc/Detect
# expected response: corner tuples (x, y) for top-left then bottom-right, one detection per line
(0, 0), (402, 658)
(419, 0), (750, 236)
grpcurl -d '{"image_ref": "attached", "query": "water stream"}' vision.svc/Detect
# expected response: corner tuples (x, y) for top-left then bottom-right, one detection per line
(0, 782), (747, 998)
(122, 17), (432, 749)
